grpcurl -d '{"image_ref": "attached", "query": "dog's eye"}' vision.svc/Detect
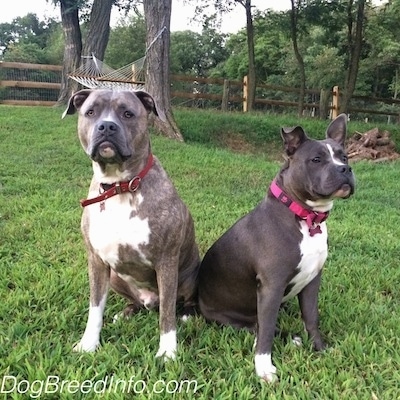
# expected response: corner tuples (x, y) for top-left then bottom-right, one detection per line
(311, 157), (321, 163)
(124, 111), (134, 118)
(86, 109), (95, 117)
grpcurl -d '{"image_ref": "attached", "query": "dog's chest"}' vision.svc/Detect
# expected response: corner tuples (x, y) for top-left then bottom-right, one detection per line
(282, 221), (328, 302)
(86, 193), (152, 268)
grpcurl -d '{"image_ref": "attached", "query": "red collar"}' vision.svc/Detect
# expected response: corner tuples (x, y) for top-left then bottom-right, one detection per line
(270, 179), (329, 236)
(80, 153), (154, 208)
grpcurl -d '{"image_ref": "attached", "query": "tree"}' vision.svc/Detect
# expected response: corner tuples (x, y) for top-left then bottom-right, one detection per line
(365, 0), (400, 99)
(105, 14), (146, 69)
(56, 0), (117, 103)
(289, 0), (306, 116)
(240, 0), (256, 111)
(82, 0), (114, 60)
(143, 0), (183, 140)
(191, 0), (258, 111)
(58, 0), (82, 103)
(170, 28), (228, 76)
(340, 0), (366, 114)
(0, 14), (59, 62)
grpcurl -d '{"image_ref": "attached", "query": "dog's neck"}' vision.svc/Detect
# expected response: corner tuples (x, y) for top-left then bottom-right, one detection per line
(81, 154), (154, 208)
(269, 179), (329, 237)
(92, 148), (152, 185)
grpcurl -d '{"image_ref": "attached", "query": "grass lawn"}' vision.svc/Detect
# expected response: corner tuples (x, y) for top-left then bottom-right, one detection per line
(0, 105), (399, 399)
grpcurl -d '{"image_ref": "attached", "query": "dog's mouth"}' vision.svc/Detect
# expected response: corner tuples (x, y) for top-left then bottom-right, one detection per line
(90, 140), (131, 163)
(97, 141), (117, 159)
(332, 183), (353, 199)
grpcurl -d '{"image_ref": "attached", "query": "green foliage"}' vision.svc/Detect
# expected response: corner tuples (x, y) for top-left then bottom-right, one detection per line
(104, 14), (146, 69)
(1, 105), (400, 398)
(0, 13), (61, 63)
(171, 27), (229, 77)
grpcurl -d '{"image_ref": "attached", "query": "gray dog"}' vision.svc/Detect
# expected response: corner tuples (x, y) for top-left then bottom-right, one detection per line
(63, 89), (200, 359)
(198, 114), (355, 382)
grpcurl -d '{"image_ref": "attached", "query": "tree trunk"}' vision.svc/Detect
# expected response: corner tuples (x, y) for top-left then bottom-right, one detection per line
(82, 0), (114, 60)
(243, 0), (256, 112)
(340, 0), (365, 114)
(57, 0), (82, 104)
(290, 0), (306, 117)
(143, 0), (183, 141)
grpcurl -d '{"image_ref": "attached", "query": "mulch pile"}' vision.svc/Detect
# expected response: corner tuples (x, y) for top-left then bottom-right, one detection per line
(346, 127), (400, 162)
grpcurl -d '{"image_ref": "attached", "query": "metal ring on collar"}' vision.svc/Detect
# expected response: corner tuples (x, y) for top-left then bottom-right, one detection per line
(128, 176), (141, 192)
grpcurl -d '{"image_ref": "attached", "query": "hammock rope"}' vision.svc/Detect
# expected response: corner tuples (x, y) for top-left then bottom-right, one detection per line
(68, 26), (167, 90)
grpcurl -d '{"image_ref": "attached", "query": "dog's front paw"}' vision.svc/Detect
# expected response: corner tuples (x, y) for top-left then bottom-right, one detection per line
(292, 335), (303, 347)
(312, 337), (326, 352)
(73, 338), (99, 353)
(255, 353), (278, 383)
(155, 330), (177, 360)
(155, 346), (176, 360)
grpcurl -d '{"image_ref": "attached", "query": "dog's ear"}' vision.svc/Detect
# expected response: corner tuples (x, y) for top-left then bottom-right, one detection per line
(134, 91), (159, 116)
(61, 90), (93, 119)
(281, 126), (308, 156)
(326, 113), (347, 147)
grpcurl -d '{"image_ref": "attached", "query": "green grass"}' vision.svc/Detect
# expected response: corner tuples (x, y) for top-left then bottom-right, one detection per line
(1, 105), (400, 399)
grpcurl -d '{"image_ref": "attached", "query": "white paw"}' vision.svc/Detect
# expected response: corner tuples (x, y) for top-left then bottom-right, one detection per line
(180, 314), (189, 322)
(73, 339), (99, 353)
(155, 330), (177, 360)
(292, 335), (303, 347)
(113, 312), (122, 324)
(155, 346), (176, 360)
(255, 353), (278, 383)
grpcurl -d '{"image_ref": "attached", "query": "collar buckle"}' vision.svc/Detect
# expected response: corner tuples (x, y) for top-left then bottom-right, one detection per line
(128, 176), (141, 192)
(80, 153), (154, 208)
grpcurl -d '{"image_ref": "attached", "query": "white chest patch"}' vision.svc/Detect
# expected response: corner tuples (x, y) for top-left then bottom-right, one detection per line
(282, 220), (328, 302)
(87, 193), (151, 268)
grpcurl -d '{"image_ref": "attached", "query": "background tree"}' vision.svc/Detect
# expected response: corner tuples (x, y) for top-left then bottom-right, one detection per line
(289, 0), (306, 116)
(82, 0), (114, 60)
(170, 27), (228, 76)
(58, 0), (82, 103)
(191, 0), (258, 111)
(143, 0), (183, 140)
(340, 0), (366, 114)
(105, 14), (146, 68)
(56, 0), (133, 103)
(365, 0), (400, 99)
(0, 14), (59, 63)
(240, 0), (256, 111)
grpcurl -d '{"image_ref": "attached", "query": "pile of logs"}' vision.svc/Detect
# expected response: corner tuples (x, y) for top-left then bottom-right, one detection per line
(346, 128), (400, 162)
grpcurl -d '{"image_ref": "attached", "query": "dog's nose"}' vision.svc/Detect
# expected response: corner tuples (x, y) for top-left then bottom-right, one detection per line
(97, 121), (118, 136)
(336, 164), (352, 175)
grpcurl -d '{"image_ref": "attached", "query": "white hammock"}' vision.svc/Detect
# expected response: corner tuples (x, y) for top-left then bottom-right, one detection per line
(69, 54), (146, 90)
(68, 27), (167, 91)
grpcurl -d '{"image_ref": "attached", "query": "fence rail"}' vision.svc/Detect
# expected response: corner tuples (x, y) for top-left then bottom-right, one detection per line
(1, 61), (400, 122)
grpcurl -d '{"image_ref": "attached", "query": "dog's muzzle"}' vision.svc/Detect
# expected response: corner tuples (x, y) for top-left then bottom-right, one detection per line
(90, 120), (131, 161)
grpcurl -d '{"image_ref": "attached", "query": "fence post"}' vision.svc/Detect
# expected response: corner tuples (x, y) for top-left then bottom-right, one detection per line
(331, 85), (339, 119)
(221, 79), (230, 111)
(243, 75), (248, 112)
(319, 89), (330, 119)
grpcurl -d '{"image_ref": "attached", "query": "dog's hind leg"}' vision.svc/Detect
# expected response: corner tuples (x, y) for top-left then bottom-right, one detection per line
(110, 270), (144, 322)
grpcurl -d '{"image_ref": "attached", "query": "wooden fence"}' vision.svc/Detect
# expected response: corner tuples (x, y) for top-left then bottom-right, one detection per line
(1, 61), (400, 121)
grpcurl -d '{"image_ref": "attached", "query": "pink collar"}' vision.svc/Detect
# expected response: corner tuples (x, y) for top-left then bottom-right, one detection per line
(270, 179), (329, 236)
